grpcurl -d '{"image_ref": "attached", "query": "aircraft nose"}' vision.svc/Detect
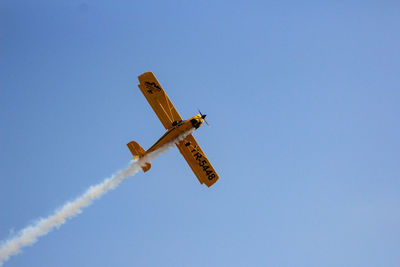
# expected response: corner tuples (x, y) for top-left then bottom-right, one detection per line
(201, 114), (207, 119)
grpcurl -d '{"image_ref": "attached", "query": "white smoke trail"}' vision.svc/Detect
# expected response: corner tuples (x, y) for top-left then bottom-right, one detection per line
(0, 130), (193, 266)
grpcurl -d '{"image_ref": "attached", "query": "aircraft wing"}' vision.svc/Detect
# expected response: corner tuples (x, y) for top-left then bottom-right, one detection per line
(176, 134), (219, 187)
(138, 72), (183, 130)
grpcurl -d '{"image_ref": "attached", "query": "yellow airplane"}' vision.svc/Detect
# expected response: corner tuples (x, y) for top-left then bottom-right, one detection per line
(127, 72), (219, 187)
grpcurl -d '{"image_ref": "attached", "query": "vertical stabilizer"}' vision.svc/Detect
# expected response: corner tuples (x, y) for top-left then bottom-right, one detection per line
(126, 141), (151, 172)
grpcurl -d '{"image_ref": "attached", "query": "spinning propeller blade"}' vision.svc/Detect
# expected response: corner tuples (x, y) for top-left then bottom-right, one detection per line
(198, 109), (209, 126)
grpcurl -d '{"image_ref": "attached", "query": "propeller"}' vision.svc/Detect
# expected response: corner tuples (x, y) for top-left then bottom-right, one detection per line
(198, 109), (209, 126)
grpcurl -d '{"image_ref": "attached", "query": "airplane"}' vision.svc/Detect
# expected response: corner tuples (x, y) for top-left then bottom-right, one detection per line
(126, 72), (219, 187)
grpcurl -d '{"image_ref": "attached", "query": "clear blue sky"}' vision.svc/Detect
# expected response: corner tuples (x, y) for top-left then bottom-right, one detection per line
(1, 1), (400, 266)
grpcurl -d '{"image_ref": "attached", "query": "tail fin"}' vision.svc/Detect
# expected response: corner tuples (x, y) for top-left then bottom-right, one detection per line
(126, 141), (151, 172)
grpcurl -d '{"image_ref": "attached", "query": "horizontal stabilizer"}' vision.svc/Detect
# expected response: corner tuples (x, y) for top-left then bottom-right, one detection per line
(141, 162), (151, 172)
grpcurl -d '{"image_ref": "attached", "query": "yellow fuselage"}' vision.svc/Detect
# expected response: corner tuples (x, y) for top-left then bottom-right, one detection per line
(146, 114), (204, 154)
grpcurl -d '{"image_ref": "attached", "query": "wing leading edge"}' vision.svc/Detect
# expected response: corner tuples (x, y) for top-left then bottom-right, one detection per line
(138, 72), (182, 130)
(177, 134), (219, 187)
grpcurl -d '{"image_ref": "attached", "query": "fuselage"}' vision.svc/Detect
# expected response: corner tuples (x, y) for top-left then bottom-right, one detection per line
(146, 114), (205, 154)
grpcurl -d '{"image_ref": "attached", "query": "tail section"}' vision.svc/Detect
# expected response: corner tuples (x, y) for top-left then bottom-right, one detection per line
(127, 141), (146, 158)
(126, 141), (151, 172)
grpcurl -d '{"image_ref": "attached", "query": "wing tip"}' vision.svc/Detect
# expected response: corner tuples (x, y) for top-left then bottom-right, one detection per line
(138, 71), (156, 82)
(204, 175), (219, 187)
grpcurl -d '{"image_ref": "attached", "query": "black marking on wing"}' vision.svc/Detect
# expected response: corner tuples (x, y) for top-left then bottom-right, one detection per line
(144, 82), (162, 94)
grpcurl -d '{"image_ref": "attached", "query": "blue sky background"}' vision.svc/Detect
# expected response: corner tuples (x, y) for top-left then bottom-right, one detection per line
(1, 1), (400, 266)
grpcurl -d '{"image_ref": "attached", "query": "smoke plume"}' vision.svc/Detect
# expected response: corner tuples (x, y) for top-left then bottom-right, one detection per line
(0, 130), (193, 266)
